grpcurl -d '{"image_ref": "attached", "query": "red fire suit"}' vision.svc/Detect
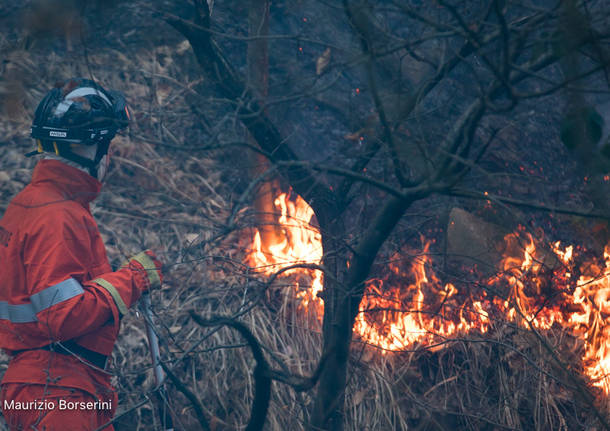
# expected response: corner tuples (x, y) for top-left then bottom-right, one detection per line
(0, 159), (160, 430)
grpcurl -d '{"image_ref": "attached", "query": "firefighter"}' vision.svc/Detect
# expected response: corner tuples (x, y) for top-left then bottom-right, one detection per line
(0, 78), (163, 430)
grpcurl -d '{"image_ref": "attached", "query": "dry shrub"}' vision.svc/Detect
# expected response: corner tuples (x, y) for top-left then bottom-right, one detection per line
(1, 10), (608, 431)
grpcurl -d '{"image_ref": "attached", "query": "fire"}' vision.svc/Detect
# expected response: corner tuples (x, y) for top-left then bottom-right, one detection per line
(354, 242), (491, 352)
(246, 191), (610, 394)
(246, 193), (324, 311)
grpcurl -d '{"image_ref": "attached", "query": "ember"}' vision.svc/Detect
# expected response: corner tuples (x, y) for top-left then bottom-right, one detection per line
(246, 191), (610, 394)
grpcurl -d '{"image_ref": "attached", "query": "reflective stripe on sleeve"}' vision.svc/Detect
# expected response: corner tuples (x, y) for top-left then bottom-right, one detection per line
(30, 278), (84, 312)
(0, 278), (85, 323)
(0, 302), (36, 323)
(92, 278), (128, 316)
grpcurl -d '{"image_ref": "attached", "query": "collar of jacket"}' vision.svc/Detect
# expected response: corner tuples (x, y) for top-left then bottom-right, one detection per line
(31, 159), (102, 206)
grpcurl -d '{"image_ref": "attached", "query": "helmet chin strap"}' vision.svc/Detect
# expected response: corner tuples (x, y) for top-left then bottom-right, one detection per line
(96, 154), (109, 181)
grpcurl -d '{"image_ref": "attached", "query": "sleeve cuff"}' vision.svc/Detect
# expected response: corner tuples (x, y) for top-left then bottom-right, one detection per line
(129, 252), (162, 289)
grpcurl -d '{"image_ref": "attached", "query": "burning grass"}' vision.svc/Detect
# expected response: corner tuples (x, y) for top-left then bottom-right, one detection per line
(1, 17), (609, 431)
(247, 190), (610, 429)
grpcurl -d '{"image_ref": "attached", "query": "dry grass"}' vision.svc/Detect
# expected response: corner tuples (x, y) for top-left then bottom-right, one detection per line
(1, 20), (608, 431)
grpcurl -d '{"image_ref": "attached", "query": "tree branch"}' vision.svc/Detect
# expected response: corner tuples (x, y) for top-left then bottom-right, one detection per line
(160, 362), (211, 431)
(164, 2), (340, 222)
(343, 0), (411, 188)
(450, 188), (610, 221)
(190, 313), (271, 431)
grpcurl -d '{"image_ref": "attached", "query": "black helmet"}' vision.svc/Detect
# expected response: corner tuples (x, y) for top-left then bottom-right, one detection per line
(28, 78), (131, 176)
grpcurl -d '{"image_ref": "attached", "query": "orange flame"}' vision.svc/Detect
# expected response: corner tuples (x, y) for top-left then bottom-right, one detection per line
(246, 192), (610, 394)
(246, 193), (324, 311)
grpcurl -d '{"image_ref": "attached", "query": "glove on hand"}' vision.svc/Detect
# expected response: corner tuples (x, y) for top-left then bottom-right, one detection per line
(128, 250), (163, 291)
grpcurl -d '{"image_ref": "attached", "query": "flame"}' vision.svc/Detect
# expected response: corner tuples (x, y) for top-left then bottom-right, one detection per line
(246, 193), (324, 312)
(246, 191), (610, 394)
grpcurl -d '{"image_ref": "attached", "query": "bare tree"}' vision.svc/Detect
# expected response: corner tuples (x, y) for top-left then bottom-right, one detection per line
(161, 0), (610, 429)
(2, 0), (610, 430)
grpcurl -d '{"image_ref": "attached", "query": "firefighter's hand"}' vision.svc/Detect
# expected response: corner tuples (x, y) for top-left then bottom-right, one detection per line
(128, 250), (163, 291)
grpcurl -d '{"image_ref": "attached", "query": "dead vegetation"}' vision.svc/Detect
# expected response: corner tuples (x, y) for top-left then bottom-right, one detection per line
(1, 1), (610, 430)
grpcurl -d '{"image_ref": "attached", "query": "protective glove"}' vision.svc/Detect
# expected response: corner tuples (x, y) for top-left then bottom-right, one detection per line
(127, 250), (163, 292)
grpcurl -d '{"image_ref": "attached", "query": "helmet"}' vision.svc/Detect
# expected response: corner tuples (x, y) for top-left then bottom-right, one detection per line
(28, 78), (131, 178)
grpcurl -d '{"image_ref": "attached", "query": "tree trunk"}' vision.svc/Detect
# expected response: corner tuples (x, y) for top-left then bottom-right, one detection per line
(310, 221), (350, 430)
(247, 0), (281, 250)
(310, 195), (416, 430)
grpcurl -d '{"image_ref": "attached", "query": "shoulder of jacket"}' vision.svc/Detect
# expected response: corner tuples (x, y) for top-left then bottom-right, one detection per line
(27, 200), (94, 235)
